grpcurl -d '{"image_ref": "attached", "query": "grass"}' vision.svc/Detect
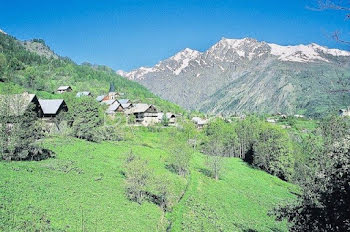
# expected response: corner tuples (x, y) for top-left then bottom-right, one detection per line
(0, 128), (297, 231)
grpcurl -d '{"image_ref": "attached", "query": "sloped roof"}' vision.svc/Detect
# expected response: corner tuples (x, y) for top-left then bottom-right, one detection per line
(57, 86), (71, 91)
(39, 99), (65, 114)
(121, 103), (132, 109)
(118, 99), (130, 104)
(101, 99), (117, 106)
(0, 93), (37, 116)
(96, 95), (105, 102)
(76, 91), (91, 97)
(125, 104), (157, 114)
(106, 102), (123, 114)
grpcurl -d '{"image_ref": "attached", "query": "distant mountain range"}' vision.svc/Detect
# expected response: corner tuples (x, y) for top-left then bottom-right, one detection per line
(118, 38), (350, 116)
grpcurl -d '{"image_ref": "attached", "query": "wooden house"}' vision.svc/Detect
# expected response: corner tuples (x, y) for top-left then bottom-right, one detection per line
(57, 86), (72, 94)
(125, 104), (158, 126)
(106, 101), (124, 115)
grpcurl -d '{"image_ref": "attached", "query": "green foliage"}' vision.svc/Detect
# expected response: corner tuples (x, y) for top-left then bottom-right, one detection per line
(253, 124), (295, 180)
(0, 128), (296, 231)
(166, 135), (192, 177)
(124, 151), (153, 204)
(66, 97), (103, 142)
(274, 116), (350, 231)
(0, 101), (49, 161)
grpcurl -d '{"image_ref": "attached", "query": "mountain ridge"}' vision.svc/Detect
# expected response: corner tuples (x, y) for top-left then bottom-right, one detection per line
(118, 37), (350, 116)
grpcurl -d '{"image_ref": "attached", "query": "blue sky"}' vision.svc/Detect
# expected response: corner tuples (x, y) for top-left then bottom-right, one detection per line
(0, 0), (349, 71)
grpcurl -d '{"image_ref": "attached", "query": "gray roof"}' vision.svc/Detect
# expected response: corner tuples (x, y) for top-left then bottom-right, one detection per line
(106, 102), (123, 114)
(96, 95), (105, 102)
(0, 93), (37, 116)
(57, 86), (71, 91)
(101, 99), (117, 106)
(118, 99), (130, 104)
(39, 99), (65, 114)
(125, 104), (157, 114)
(76, 91), (91, 97)
(121, 103), (132, 109)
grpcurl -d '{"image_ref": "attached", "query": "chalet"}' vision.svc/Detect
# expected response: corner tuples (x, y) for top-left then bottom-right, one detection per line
(106, 101), (124, 115)
(76, 91), (92, 97)
(57, 86), (72, 94)
(339, 108), (350, 117)
(157, 112), (176, 125)
(0, 92), (43, 118)
(125, 104), (158, 126)
(38, 99), (68, 118)
(192, 117), (208, 129)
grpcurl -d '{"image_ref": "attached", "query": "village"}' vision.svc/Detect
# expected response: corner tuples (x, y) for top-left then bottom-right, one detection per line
(1, 83), (191, 130)
(2, 83), (350, 133)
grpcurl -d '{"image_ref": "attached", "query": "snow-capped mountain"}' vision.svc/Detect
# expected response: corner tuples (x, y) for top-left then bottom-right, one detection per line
(118, 38), (350, 115)
(0, 29), (7, 35)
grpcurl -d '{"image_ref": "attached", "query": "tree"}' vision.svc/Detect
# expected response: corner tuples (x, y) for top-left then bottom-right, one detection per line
(67, 97), (103, 142)
(0, 95), (46, 161)
(311, 0), (350, 44)
(253, 124), (295, 180)
(166, 138), (192, 177)
(123, 151), (153, 204)
(161, 113), (169, 126)
(204, 137), (224, 181)
(274, 117), (350, 231)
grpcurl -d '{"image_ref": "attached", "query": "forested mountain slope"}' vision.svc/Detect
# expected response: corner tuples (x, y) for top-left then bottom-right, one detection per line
(0, 31), (182, 113)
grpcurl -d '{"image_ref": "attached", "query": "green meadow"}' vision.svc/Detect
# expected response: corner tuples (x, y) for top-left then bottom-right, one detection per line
(0, 128), (297, 232)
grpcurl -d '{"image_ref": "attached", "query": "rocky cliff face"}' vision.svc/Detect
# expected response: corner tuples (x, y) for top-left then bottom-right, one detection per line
(119, 38), (350, 116)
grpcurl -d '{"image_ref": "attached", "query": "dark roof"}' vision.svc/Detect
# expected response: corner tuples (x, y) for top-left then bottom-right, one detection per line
(109, 82), (115, 92)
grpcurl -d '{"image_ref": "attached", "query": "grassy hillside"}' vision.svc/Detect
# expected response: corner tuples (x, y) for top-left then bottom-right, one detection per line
(0, 32), (183, 113)
(0, 128), (297, 231)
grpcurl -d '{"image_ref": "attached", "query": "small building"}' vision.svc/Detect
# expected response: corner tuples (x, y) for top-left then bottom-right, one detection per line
(76, 91), (92, 98)
(294, 114), (305, 118)
(339, 108), (350, 117)
(56, 86), (72, 94)
(106, 101), (124, 115)
(266, 118), (276, 123)
(192, 117), (208, 129)
(125, 104), (158, 126)
(38, 99), (68, 118)
(157, 112), (176, 125)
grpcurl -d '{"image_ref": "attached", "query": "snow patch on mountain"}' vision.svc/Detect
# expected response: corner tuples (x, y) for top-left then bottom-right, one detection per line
(268, 43), (350, 63)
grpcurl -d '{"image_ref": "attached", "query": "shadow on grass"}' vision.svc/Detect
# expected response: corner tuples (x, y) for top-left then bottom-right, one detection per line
(198, 167), (213, 178)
